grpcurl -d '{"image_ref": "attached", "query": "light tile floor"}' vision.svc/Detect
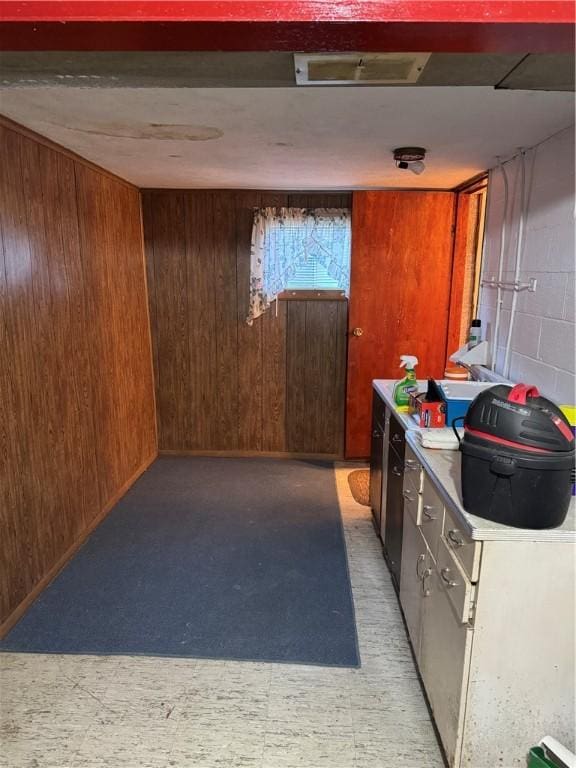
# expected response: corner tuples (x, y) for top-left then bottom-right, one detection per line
(0, 466), (446, 768)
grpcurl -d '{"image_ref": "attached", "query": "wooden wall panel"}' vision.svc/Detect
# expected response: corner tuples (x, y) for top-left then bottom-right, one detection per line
(148, 192), (190, 449)
(312, 299), (348, 454)
(236, 191), (264, 450)
(286, 300), (348, 455)
(212, 191), (240, 450)
(142, 193), (161, 406)
(261, 300), (288, 451)
(260, 192), (290, 452)
(286, 300), (309, 453)
(143, 190), (350, 456)
(0, 123), (156, 630)
(0, 128), (47, 611)
(75, 165), (157, 501)
(186, 192), (216, 449)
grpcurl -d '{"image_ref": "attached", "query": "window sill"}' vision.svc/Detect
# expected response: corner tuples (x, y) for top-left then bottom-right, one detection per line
(278, 290), (347, 301)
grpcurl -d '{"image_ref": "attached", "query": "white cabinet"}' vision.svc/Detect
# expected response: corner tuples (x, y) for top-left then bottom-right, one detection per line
(460, 541), (575, 766)
(399, 472), (473, 767)
(398, 458), (576, 768)
(419, 546), (474, 767)
(399, 509), (429, 658)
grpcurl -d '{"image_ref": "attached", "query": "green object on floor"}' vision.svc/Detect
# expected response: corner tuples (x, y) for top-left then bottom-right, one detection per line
(528, 746), (559, 768)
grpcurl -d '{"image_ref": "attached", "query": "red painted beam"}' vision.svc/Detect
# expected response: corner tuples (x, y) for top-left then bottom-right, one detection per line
(0, 1), (574, 23)
(0, 2), (573, 53)
(1, 20), (573, 52)
(1, 20), (574, 52)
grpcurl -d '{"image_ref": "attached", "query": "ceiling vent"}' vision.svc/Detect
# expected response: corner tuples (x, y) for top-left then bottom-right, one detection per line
(294, 53), (430, 86)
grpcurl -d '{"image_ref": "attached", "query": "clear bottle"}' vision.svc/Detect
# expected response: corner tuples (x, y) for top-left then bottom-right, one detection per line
(468, 319), (482, 349)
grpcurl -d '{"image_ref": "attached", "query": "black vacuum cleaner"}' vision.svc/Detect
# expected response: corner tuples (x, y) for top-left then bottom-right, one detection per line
(459, 383), (574, 529)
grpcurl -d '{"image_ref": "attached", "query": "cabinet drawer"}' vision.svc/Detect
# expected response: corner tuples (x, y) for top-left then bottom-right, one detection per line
(403, 445), (423, 495)
(420, 473), (444, 562)
(443, 506), (482, 583)
(402, 481), (421, 527)
(436, 537), (474, 625)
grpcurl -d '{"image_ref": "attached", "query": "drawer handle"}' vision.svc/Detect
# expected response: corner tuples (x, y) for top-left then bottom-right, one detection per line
(421, 568), (432, 597)
(422, 505), (437, 521)
(404, 458), (419, 467)
(392, 465), (403, 477)
(372, 429), (381, 438)
(402, 489), (416, 502)
(448, 529), (464, 548)
(416, 553), (426, 578)
(440, 567), (458, 588)
(392, 433), (403, 443)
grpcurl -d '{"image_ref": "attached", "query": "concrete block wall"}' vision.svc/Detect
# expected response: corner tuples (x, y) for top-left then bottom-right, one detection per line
(478, 125), (575, 405)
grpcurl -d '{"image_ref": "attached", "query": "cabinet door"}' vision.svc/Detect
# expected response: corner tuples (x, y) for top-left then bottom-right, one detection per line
(384, 443), (405, 590)
(419, 567), (474, 767)
(369, 414), (384, 531)
(388, 413), (406, 456)
(399, 509), (430, 659)
(379, 410), (391, 539)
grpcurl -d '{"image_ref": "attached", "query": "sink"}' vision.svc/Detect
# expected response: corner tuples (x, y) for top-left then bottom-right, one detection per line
(436, 380), (496, 400)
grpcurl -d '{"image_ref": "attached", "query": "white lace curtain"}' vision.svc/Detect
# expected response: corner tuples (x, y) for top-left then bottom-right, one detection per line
(246, 207), (351, 325)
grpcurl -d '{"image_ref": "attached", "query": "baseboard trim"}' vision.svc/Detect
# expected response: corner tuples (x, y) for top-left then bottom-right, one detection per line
(159, 449), (343, 460)
(0, 451), (157, 639)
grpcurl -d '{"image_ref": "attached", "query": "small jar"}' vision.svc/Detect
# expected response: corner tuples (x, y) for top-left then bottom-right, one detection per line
(444, 364), (470, 381)
(468, 319), (482, 348)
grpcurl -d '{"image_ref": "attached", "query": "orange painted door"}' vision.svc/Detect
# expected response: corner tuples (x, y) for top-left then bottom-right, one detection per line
(346, 191), (456, 458)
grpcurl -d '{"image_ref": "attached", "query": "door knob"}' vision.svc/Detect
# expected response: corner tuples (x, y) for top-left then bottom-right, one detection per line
(352, 327), (364, 337)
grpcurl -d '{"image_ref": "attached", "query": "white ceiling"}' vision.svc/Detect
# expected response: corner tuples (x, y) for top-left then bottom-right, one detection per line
(0, 86), (574, 189)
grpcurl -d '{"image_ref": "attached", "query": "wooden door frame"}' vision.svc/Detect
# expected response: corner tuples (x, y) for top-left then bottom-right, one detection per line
(446, 176), (488, 357)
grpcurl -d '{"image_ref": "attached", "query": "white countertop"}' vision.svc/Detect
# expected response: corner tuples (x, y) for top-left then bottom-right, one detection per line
(406, 431), (575, 543)
(373, 379), (424, 431)
(373, 379), (576, 543)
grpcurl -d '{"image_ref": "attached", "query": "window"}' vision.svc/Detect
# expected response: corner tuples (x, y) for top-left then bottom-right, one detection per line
(285, 257), (342, 291)
(247, 207), (351, 324)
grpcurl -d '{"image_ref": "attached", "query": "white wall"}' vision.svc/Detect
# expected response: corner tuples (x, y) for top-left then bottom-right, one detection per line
(478, 125), (575, 405)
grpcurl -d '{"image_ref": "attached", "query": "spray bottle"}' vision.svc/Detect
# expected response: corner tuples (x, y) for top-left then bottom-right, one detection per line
(393, 355), (419, 411)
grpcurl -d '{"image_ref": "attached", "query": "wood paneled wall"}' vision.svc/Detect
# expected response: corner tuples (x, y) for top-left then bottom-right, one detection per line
(143, 190), (350, 456)
(0, 123), (157, 630)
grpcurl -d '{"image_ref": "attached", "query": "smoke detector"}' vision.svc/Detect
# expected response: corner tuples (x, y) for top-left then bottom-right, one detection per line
(294, 53), (430, 86)
(393, 147), (427, 175)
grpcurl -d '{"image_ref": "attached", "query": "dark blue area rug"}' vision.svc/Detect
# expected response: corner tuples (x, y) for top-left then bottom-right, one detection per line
(1, 457), (359, 667)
